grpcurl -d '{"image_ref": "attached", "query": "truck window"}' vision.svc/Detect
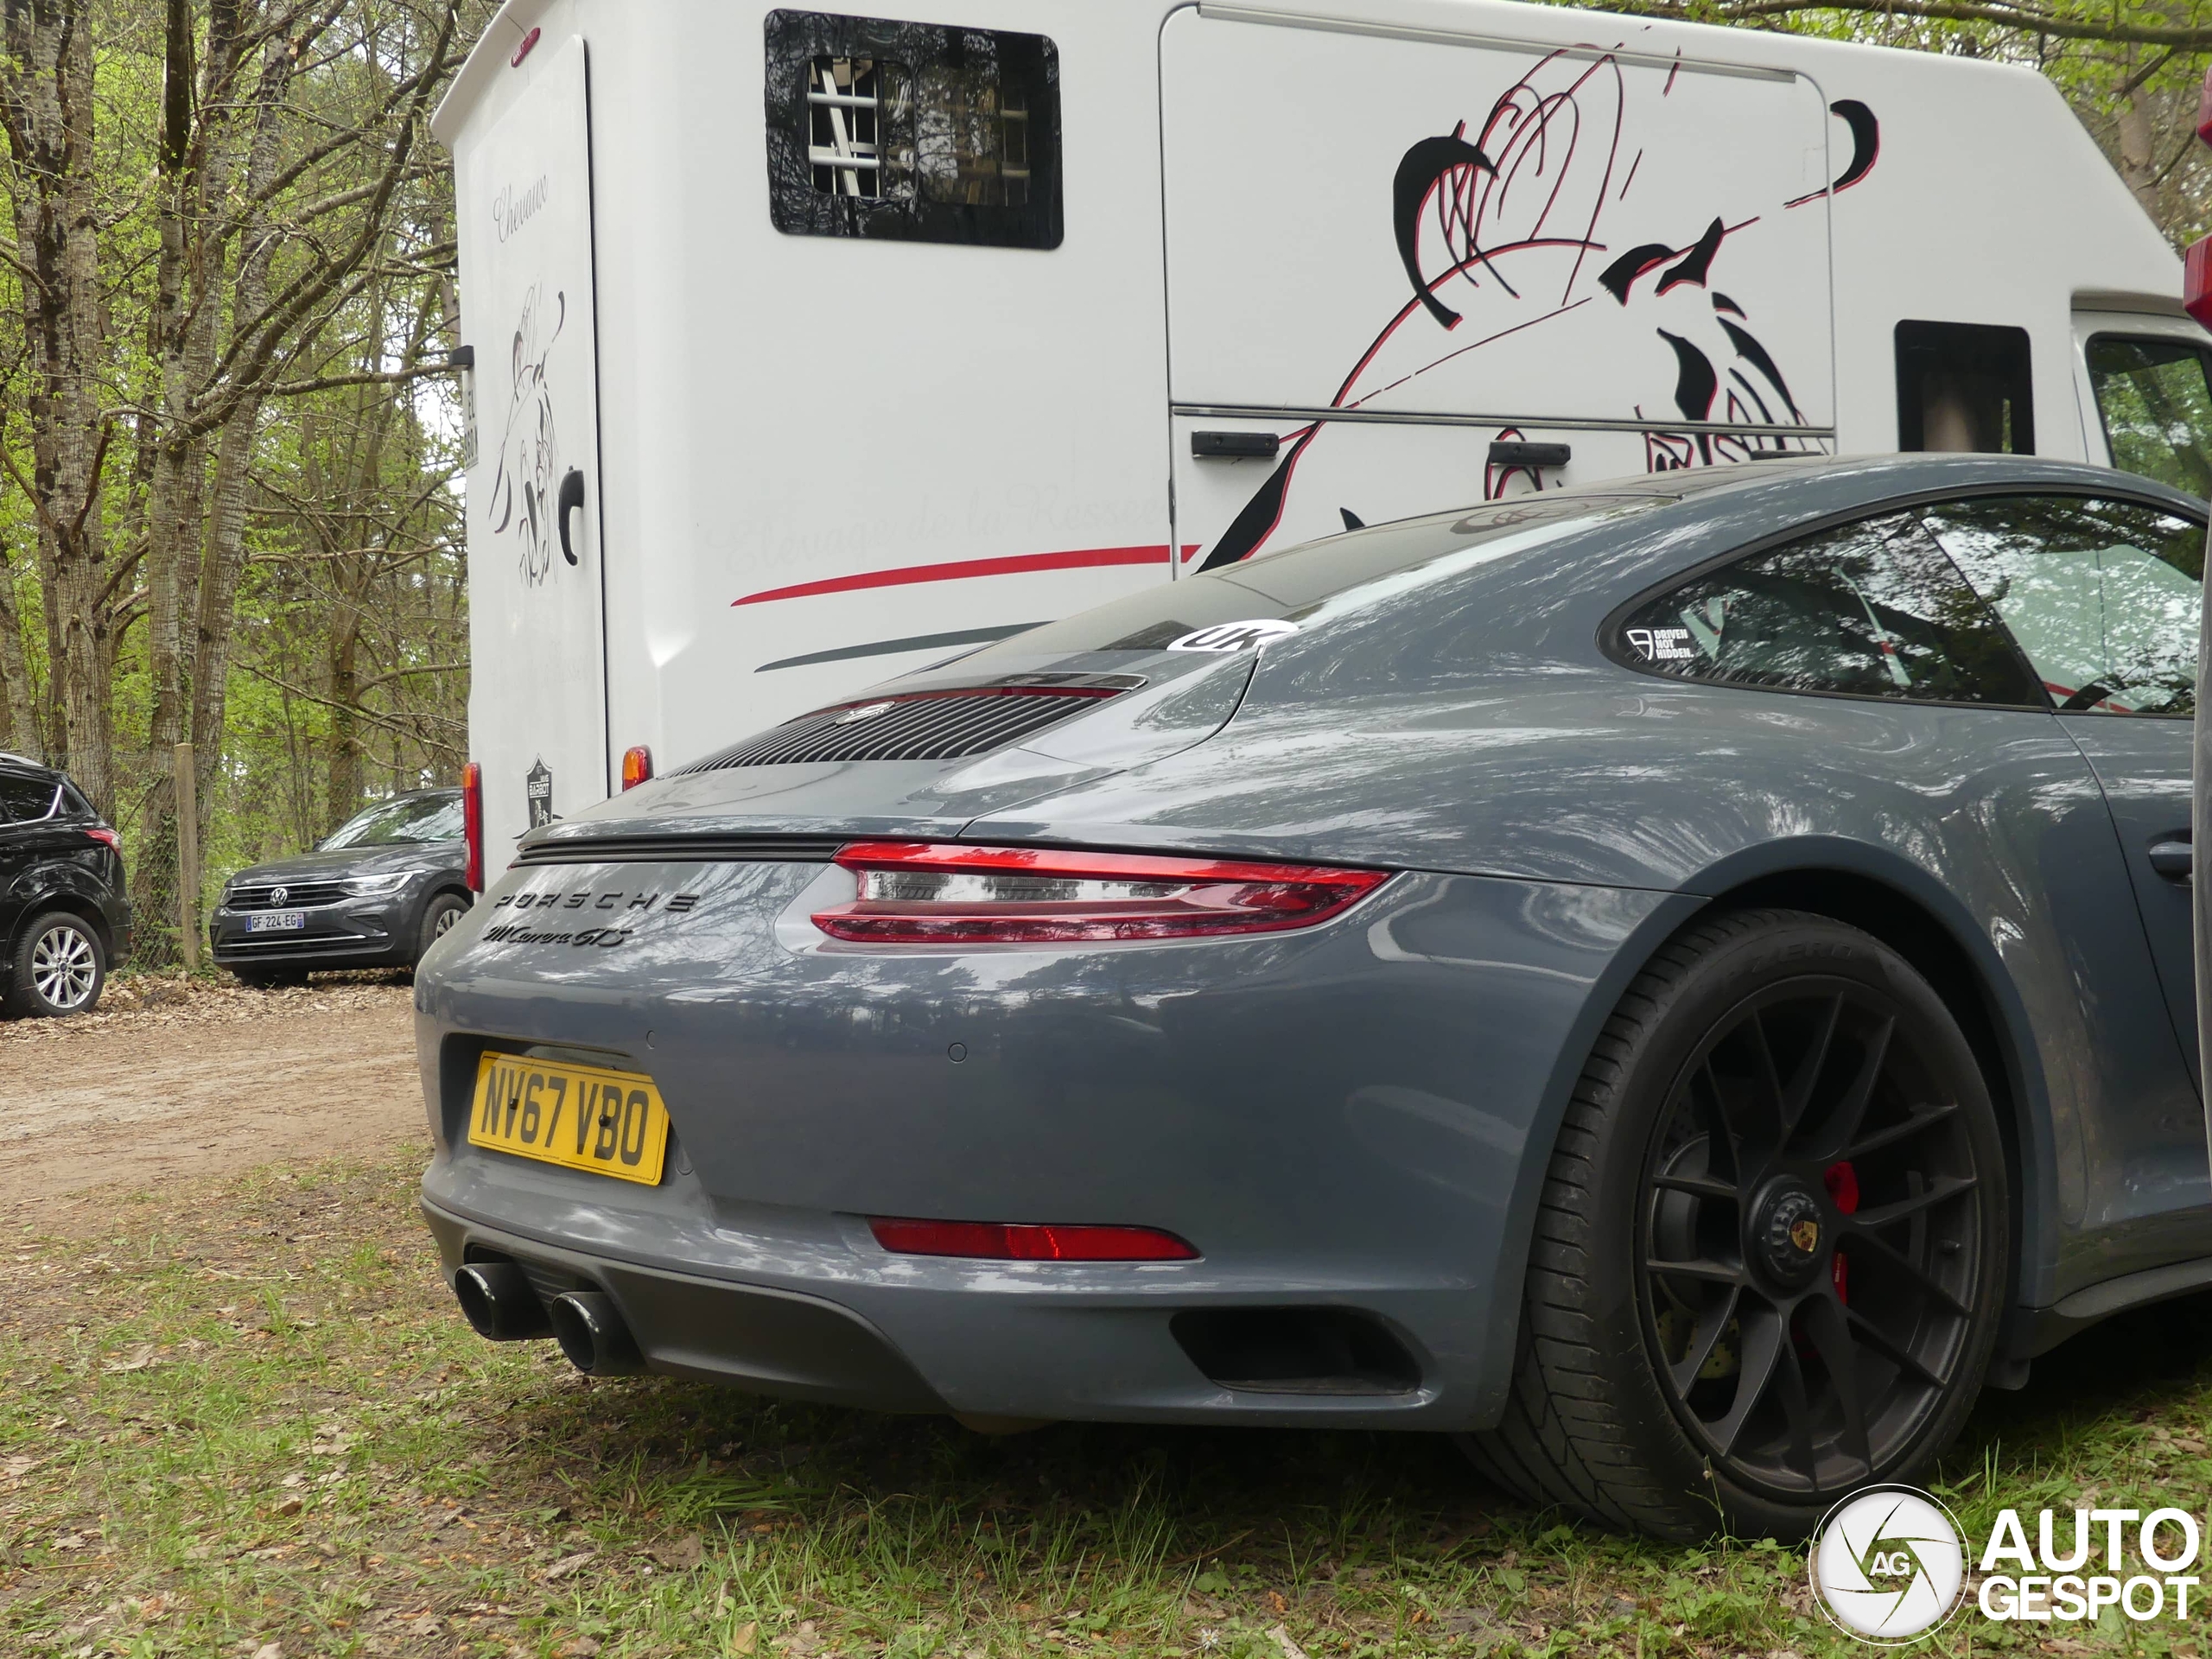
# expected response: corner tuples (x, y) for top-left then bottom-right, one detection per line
(1896, 321), (2034, 454)
(766, 11), (1061, 250)
(2086, 335), (2212, 497)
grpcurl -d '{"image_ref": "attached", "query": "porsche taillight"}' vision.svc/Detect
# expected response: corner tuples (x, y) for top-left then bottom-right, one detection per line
(461, 761), (485, 893)
(868, 1217), (1198, 1262)
(810, 842), (1390, 944)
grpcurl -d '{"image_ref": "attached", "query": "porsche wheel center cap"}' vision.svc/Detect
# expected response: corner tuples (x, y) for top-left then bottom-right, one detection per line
(1751, 1181), (1827, 1287)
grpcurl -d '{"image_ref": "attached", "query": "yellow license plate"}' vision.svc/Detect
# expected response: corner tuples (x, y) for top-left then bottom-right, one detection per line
(467, 1052), (671, 1185)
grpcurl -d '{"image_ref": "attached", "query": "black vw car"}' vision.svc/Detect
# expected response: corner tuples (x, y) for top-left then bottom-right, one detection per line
(0, 755), (129, 1017)
(212, 789), (472, 985)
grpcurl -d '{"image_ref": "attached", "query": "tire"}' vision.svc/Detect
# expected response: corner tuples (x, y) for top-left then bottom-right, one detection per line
(416, 892), (467, 963)
(9, 911), (105, 1017)
(1463, 907), (2008, 1540)
(232, 964), (309, 989)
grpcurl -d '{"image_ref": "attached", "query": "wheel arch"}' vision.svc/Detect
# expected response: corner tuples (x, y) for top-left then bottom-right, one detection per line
(13, 883), (116, 960)
(1471, 838), (2056, 1430)
(1694, 864), (2046, 1314)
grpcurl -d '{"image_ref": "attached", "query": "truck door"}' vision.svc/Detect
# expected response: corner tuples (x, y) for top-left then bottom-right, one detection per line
(456, 35), (607, 854)
(1160, 9), (1839, 569)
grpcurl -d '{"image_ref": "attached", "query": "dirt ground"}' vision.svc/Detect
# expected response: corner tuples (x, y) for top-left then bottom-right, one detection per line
(0, 970), (426, 1225)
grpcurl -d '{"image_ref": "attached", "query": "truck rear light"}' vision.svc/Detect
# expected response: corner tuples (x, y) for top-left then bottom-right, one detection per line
(811, 842), (1391, 944)
(868, 1217), (1198, 1261)
(461, 761), (485, 892)
(2188, 235), (2212, 330)
(620, 745), (653, 791)
(84, 826), (120, 853)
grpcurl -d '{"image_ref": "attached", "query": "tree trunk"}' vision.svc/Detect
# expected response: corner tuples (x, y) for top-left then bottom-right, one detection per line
(0, 2), (114, 814)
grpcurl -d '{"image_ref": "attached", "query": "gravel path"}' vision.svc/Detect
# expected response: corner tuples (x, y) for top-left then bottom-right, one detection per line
(1, 974), (425, 1222)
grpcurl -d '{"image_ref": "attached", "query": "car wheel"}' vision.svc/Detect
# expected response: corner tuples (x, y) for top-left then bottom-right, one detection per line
(417, 893), (468, 962)
(232, 964), (309, 989)
(10, 911), (105, 1017)
(1463, 908), (2007, 1540)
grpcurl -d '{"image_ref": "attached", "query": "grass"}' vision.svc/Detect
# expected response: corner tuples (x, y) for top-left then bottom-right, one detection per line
(3, 1152), (2212, 1658)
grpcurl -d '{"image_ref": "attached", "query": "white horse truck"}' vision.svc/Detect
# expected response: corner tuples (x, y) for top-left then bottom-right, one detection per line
(431, 0), (2212, 860)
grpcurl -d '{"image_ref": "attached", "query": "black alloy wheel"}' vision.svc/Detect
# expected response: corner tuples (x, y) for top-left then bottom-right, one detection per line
(1464, 909), (2006, 1540)
(1640, 979), (1982, 1498)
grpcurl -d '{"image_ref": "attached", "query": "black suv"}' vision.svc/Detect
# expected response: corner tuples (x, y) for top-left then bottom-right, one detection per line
(0, 758), (130, 1017)
(211, 789), (471, 985)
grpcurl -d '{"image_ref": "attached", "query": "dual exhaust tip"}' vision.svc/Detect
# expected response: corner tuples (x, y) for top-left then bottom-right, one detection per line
(453, 1260), (643, 1376)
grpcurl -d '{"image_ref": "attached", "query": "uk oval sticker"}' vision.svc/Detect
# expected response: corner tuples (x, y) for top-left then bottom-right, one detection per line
(1166, 619), (1300, 653)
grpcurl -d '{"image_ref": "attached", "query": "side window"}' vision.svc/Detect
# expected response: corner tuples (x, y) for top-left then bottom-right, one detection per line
(1918, 495), (2202, 716)
(2085, 335), (2212, 496)
(765, 11), (1062, 250)
(0, 775), (58, 821)
(1616, 513), (2040, 705)
(1896, 321), (2034, 454)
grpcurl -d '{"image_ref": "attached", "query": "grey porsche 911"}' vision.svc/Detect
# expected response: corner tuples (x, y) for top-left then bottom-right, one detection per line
(416, 453), (2209, 1540)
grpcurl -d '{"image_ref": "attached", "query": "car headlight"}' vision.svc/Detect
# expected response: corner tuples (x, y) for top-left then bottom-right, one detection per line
(345, 873), (413, 897)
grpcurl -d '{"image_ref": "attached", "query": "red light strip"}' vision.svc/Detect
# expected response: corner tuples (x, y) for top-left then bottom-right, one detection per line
(869, 1217), (1198, 1262)
(833, 841), (1379, 887)
(814, 842), (1392, 944)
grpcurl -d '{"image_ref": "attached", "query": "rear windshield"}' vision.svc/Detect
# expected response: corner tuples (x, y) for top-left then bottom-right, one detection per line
(321, 792), (462, 849)
(952, 493), (1670, 665)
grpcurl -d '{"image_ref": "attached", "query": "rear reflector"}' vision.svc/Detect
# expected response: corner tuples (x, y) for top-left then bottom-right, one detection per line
(620, 745), (653, 791)
(813, 842), (1390, 944)
(869, 1217), (1198, 1261)
(461, 761), (485, 893)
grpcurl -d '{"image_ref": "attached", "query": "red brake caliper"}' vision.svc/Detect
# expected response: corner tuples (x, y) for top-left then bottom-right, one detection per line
(1824, 1161), (1859, 1301)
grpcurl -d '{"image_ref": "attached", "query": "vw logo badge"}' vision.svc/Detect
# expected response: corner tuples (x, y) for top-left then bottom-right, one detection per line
(270, 886), (289, 906)
(834, 700), (897, 725)
(1809, 1484), (1967, 1643)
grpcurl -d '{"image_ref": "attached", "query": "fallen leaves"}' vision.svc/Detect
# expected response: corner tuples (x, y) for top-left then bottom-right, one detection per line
(542, 1548), (596, 1582)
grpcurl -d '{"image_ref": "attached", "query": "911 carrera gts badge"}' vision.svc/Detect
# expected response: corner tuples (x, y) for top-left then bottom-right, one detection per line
(1624, 626), (1695, 661)
(834, 700), (897, 724)
(1167, 620), (1300, 653)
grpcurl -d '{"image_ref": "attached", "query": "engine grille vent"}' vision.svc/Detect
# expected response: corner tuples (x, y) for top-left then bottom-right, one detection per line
(513, 835), (846, 868)
(681, 681), (1135, 772)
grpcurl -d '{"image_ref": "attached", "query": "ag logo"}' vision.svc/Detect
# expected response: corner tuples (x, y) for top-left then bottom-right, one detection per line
(1166, 619), (1300, 653)
(1809, 1485), (1967, 1643)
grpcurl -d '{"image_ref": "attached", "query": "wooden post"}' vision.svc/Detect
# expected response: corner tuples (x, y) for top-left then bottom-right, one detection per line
(175, 741), (200, 971)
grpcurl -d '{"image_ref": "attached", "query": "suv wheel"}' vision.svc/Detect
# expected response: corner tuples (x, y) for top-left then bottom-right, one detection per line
(10, 912), (105, 1017)
(1464, 909), (2007, 1540)
(417, 892), (468, 963)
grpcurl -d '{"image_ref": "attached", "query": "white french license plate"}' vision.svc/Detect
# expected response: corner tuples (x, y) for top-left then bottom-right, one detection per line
(248, 911), (307, 932)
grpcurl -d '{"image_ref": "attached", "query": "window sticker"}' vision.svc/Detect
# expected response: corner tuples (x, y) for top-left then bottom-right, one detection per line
(1625, 626), (1696, 661)
(1166, 620), (1301, 653)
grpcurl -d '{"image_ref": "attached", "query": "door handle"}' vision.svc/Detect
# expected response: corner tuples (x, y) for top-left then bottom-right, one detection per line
(2149, 839), (2193, 880)
(556, 468), (586, 565)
